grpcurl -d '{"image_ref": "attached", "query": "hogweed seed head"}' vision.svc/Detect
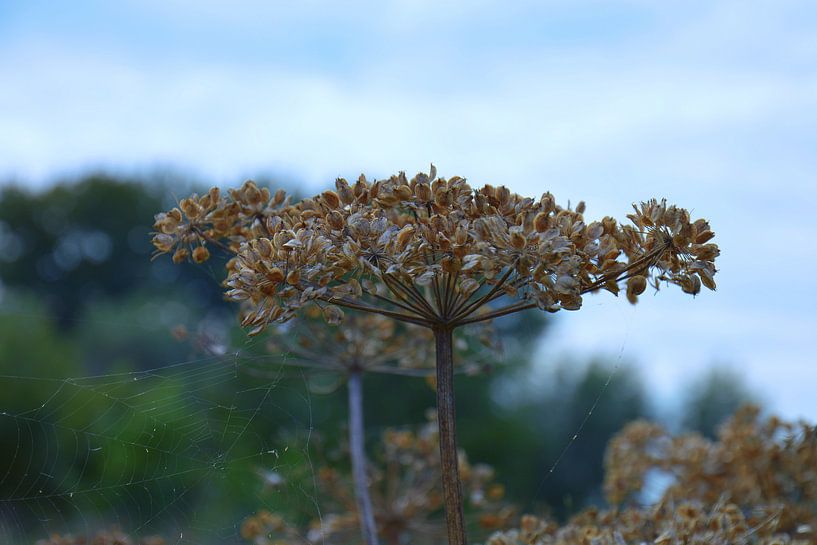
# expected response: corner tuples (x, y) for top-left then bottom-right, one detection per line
(152, 167), (719, 335)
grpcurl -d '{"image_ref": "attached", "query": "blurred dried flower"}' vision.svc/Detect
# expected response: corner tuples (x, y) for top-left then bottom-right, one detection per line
(34, 528), (165, 545)
(484, 502), (808, 545)
(252, 309), (497, 380)
(604, 405), (817, 535)
(486, 407), (815, 545)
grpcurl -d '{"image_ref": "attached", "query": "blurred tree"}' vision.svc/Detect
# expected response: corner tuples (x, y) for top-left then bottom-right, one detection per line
(681, 366), (757, 438)
(0, 174), (227, 329)
(471, 358), (648, 518)
(536, 360), (647, 515)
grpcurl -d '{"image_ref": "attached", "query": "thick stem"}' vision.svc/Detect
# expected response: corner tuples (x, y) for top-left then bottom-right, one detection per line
(348, 370), (380, 545)
(434, 327), (467, 545)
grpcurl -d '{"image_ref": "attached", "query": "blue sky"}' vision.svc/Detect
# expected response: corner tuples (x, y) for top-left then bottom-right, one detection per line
(1, 1), (816, 420)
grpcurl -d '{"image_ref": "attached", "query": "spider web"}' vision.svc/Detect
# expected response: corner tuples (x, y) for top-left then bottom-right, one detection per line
(0, 294), (634, 545)
(0, 336), (324, 545)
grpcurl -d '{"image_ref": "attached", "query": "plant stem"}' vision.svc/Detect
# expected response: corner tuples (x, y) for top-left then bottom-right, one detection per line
(434, 327), (467, 545)
(348, 370), (380, 545)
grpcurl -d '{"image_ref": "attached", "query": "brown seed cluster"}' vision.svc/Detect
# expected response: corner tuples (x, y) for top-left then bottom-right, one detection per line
(240, 413), (513, 545)
(487, 406), (816, 545)
(240, 511), (310, 545)
(604, 405), (817, 536)
(485, 502), (811, 545)
(152, 168), (718, 334)
(34, 528), (165, 545)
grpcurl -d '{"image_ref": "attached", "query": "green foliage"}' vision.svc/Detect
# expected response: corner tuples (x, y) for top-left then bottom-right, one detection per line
(0, 298), (85, 517)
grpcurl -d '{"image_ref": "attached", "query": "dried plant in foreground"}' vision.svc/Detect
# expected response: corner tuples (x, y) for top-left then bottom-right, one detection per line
(241, 413), (513, 545)
(485, 502), (812, 545)
(487, 407), (816, 545)
(153, 167), (719, 545)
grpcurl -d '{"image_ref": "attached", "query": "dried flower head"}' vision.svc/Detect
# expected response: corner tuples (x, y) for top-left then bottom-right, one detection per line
(486, 408), (816, 545)
(153, 168), (718, 334)
(604, 405), (817, 536)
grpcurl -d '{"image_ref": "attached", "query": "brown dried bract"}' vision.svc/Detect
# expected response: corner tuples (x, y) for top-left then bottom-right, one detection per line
(486, 407), (815, 545)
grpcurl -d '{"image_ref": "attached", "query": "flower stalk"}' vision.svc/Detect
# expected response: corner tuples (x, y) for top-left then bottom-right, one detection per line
(434, 326), (466, 545)
(348, 369), (379, 545)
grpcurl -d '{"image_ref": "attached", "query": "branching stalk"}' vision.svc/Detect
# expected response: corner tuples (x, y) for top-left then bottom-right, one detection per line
(365, 287), (431, 318)
(324, 296), (431, 327)
(452, 264), (517, 322)
(453, 301), (536, 327)
(382, 274), (438, 318)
